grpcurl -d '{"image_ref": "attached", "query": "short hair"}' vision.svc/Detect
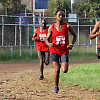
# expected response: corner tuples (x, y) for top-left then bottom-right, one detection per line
(55, 9), (65, 15)
(41, 18), (47, 24)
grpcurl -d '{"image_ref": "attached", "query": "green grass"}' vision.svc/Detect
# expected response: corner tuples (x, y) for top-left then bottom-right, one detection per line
(60, 63), (100, 90)
(69, 52), (97, 61)
(69, 45), (98, 60)
(0, 46), (98, 63)
(0, 41), (98, 62)
(0, 47), (39, 63)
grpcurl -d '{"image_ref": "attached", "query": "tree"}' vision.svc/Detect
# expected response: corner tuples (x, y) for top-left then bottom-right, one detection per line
(74, 0), (88, 4)
(0, 0), (7, 3)
(74, 2), (90, 17)
(89, 3), (100, 17)
(0, 0), (32, 15)
(73, 0), (100, 18)
(89, 0), (100, 3)
(47, 0), (70, 17)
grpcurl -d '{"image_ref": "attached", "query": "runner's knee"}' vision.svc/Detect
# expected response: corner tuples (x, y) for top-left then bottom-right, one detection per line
(62, 69), (68, 73)
(61, 66), (68, 73)
(63, 70), (68, 73)
(55, 69), (60, 73)
(45, 62), (49, 65)
(61, 62), (68, 73)
(45, 60), (49, 65)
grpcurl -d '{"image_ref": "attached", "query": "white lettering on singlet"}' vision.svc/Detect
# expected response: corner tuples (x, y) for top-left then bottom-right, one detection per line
(56, 35), (65, 45)
(39, 34), (46, 41)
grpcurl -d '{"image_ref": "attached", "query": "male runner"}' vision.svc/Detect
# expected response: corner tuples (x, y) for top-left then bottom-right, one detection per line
(32, 18), (49, 80)
(45, 10), (77, 93)
(90, 21), (100, 39)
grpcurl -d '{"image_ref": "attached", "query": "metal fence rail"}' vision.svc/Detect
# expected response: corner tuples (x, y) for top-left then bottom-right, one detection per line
(0, 44), (98, 57)
(0, 15), (100, 56)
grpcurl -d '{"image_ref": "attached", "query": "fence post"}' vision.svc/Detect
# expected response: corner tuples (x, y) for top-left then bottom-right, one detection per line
(90, 26), (91, 44)
(34, 26), (36, 46)
(15, 25), (17, 46)
(88, 44), (89, 54)
(30, 46), (32, 57)
(5, 7), (7, 15)
(19, 17), (22, 57)
(39, 12), (41, 25)
(11, 46), (13, 57)
(78, 18), (79, 45)
(2, 16), (4, 46)
(95, 19), (98, 54)
(27, 25), (29, 46)
(43, 9), (44, 17)
(33, 13), (35, 25)
(65, 9), (66, 18)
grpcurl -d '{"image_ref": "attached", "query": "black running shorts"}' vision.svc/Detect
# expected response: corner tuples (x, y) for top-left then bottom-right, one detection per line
(51, 53), (69, 63)
(37, 51), (50, 61)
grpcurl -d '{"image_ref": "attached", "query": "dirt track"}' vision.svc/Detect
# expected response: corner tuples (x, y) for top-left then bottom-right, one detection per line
(0, 59), (100, 100)
(0, 59), (100, 73)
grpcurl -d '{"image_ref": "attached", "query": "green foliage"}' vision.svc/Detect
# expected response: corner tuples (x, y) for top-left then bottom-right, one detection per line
(47, 0), (70, 17)
(74, 0), (88, 4)
(89, 3), (100, 17)
(60, 63), (100, 89)
(0, 0), (7, 4)
(0, 0), (32, 15)
(89, 0), (100, 3)
(74, 0), (100, 17)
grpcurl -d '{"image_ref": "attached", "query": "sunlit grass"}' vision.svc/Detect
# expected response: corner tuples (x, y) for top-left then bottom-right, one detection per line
(60, 63), (100, 90)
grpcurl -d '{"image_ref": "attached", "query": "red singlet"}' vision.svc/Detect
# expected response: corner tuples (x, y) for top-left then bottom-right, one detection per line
(98, 40), (100, 48)
(49, 22), (69, 55)
(36, 27), (49, 51)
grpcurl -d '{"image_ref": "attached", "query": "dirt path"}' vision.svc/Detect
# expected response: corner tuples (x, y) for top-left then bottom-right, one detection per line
(0, 59), (100, 100)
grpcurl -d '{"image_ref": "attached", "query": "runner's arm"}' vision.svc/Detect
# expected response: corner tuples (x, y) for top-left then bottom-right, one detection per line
(67, 24), (77, 50)
(45, 25), (54, 47)
(90, 21), (100, 39)
(32, 28), (37, 42)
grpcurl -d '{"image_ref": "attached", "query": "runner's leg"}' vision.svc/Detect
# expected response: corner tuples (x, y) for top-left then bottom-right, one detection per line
(53, 62), (60, 88)
(61, 62), (68, 73)
(51, 54), (60, 93)
(60, 54), (69, 73)
(38, 51), (44, 80)
(44, 51), (50, 65)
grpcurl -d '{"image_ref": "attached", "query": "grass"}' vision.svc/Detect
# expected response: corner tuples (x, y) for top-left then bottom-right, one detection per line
(69, 44), (98, 60)
(60, 63), (100, 90)
(0, 44), (98, 63)
(0, 47), (39, 63)
(0, 32), (99, 62)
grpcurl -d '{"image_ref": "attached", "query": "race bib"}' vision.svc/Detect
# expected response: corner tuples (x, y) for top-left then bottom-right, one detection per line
(56, 35), (65, 45)
(39, 34), (46, 41)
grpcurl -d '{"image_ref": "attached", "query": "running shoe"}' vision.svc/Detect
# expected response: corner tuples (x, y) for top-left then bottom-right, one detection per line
(39, 75), (44, 80)
(53, 87), (59, 93)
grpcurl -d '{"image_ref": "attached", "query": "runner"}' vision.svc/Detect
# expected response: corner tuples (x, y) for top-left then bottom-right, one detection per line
(90, 21), (100, 58)
(32, 18), (49, 80)
(90, 21), (100, 39)
(45, 10), (77, 93)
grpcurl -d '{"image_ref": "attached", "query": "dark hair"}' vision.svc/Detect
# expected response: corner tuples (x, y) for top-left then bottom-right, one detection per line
(55, 9), (65, 15)
(41, 18), (47, 24)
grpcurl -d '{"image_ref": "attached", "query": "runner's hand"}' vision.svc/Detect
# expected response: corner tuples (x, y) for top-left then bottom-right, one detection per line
(67, 45), (73, 50)
(32, 37), (37, 42)
(48, 42), (54, 47)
